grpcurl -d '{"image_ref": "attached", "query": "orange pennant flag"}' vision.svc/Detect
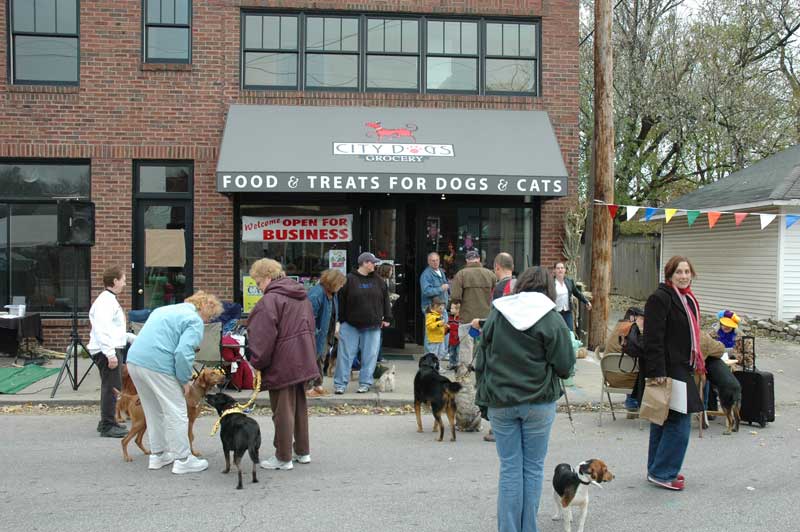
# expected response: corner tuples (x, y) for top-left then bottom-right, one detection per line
(734, 213), (748, 226)
(707, 211), (722, 229)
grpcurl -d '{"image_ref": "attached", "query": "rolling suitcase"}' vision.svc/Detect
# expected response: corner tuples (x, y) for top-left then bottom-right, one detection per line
(733, 336), (775, 427)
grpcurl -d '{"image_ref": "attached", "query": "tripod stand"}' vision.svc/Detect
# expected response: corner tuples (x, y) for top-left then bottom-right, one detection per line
(51, 247), (94, 397)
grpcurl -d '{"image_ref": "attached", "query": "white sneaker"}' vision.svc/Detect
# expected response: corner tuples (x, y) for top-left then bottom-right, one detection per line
(148, 452), (176, 470)
(293, 453), (311, 464)
(260, 456), (294, 470)
(171, 455), (209, 474)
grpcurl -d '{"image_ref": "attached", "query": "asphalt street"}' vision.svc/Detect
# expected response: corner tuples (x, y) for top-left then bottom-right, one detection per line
(2, 406), (799, 532)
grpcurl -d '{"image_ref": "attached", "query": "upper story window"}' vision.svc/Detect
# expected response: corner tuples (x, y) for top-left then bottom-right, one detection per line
(9, 0), (80, 85)
(144, 0), (192, 63)
(241, 12), (539, 96)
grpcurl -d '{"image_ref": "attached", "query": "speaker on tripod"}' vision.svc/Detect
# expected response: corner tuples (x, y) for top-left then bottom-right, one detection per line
(51, 200), (96, 398)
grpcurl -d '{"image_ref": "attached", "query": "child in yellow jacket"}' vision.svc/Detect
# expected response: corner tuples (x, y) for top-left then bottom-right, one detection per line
(425, 297), (448, 364)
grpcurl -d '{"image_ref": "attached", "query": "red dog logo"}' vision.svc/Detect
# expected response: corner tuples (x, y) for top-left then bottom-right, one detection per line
(365, 121), (418, 142)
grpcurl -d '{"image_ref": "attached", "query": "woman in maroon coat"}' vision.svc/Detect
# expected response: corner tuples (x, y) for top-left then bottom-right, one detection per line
(248, 258), (320, 470)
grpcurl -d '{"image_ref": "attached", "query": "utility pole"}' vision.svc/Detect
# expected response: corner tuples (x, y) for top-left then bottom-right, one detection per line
(588, 0), (614, 349)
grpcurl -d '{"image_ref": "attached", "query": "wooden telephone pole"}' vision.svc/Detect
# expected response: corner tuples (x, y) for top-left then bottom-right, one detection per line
(588, 0), (615, 349)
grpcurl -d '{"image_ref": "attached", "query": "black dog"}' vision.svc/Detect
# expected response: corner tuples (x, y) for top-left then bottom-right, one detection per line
(205, 392), (262, 489)
(414, 352), (462, 441)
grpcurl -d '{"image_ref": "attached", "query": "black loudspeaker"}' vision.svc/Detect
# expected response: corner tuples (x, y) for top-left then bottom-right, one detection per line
(57, 200), (95, 246)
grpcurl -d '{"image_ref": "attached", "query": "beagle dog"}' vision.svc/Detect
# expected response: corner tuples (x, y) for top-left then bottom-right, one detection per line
(551, 459), (614, 532)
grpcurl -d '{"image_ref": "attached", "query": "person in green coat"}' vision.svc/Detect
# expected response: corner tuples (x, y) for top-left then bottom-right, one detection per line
(474, 266), (575, 532)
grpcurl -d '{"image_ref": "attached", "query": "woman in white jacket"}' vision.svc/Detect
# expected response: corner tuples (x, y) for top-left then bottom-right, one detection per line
(87, 265), (133, 438)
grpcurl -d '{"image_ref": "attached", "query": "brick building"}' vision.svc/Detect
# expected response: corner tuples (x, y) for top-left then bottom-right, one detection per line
(0, 0), (578, 349)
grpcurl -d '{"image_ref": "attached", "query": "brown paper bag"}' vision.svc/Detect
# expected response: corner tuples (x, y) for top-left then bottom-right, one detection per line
(639, 378), (672, 426)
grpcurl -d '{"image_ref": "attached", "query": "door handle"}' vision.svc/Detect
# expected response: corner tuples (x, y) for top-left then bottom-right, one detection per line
(138, 289), (144, 295)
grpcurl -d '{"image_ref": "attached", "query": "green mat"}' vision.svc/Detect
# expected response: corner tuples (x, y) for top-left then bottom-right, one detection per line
(0, 366), (60, 394)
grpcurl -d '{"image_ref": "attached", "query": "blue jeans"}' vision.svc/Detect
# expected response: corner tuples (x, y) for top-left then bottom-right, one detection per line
(559, 310), (573, 331)
(489, 402), (557, 532)
(448, 345), (459, 367)
(648, 409), (691, 482)
(334, 322), (381, 389)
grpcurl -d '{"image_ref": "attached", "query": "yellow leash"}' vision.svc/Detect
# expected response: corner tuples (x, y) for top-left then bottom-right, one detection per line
(210, 368), (261, 436)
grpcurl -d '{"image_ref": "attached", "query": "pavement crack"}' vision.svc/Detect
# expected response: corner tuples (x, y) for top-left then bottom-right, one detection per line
(226, 501), (248, 532)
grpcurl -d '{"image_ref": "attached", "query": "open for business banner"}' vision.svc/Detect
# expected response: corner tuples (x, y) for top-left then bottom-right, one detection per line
(242, 215), (353, 242)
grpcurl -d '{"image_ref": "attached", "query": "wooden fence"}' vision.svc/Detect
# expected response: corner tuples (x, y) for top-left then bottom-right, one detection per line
(578, 235), (660, 301)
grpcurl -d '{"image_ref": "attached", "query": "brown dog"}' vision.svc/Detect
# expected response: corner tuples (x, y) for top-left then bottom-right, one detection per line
(115, 364), (137, 424)
(117, 367), (225, 462)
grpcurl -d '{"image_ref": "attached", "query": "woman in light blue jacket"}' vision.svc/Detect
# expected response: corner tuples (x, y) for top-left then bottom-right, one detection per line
(307, 269), (346, 397)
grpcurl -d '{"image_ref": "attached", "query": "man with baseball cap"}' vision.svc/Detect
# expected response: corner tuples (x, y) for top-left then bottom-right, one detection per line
(334, 252), (392, 394)
(450, 250), (496, 373)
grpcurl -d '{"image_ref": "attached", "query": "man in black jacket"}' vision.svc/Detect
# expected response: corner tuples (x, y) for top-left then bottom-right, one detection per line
(333, 252), (392, 394)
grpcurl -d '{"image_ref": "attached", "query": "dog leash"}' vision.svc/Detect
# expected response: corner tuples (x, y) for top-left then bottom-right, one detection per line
(560, 380), (576, 434)
(210, 366), (261, 436)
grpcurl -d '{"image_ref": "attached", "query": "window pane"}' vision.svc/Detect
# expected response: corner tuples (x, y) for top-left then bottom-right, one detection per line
(503, 24), (519, 56)
(57, 0), (77, 34)
(280, 17), (297, 50)
(486, 23), (502, 56)
(138, 164), (191, 193)
(162, 0), (175, 24)
(147, 27), (189, 60)
(367, 19), (383, 52)
(0, 205), (8, 308)
(427, 21), (443, 54)
(461, 22), (477, 55)
(175, 0), (190, 25)
(486, 59), (535, 92)
(444, 22), (460, 54)
(384, 19), (402, 53)
(0, 163), (90, 198)
(367, 56), (418, 90)
(15, 36), (78, 82)
(426, 57), (476, 91)
(12, 0), (35, 32)
(520, 24), (535, 57)
(402, 20), (418, 53)
(262, 16), (280, 50)
(244, 15), (262, 49)
(9, 204), (91, 312)
(306, 54), (358, 89)
(341, 18), (358, 51)
(35, 0), (56, 33)
(323, 18), (341, 51)
(244, 52), (297, 87)
(146, 0), (161, 24)
(306, 17), (323, 50)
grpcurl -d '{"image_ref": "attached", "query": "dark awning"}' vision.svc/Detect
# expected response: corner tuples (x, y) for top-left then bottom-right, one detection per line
(216, 105), (568, 196)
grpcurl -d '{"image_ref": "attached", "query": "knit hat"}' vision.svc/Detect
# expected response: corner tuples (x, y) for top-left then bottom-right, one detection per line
(718, 310), (740, 329)
(465, 250), (480, 261)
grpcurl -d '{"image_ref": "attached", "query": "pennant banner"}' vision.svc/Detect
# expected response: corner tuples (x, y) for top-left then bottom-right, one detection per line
(707, 211), (721, 229)
(626, 206), (640, 221)
(686, 210), (700, 226)
(787, 215), (800, 230)
(760, 214), (776, 230)
(665, 208), (678, 223)
(734, 213), (748, 226)
(644, 207), (658, 221)
(607, 204), (619, 219)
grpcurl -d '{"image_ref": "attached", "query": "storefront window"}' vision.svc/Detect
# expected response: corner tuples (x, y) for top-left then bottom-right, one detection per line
(239, 205), (355, 298)
(426, 206), (532, 279)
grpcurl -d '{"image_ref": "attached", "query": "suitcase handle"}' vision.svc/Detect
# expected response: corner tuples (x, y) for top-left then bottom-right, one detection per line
(740, 335), (756, 371)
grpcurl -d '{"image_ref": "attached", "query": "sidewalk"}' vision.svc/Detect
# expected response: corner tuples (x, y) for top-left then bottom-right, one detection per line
(2, 336), (798, 409)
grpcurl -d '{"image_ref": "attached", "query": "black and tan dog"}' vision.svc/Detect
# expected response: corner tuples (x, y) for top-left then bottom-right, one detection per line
(206, 392), (262, 490)
(551, 459), (614, 532)
(414, 352), (463, 442)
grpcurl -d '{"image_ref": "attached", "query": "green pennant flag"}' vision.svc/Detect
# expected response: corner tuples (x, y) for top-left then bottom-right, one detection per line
(686, 210), (700, 226)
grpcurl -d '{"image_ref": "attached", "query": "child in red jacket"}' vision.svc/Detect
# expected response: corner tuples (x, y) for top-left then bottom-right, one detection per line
(447, 302), (461, 370)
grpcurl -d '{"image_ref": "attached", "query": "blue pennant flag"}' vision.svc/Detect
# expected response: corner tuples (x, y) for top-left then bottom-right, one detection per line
(787, 215), (800, 230)
(644, 207), (658, 221)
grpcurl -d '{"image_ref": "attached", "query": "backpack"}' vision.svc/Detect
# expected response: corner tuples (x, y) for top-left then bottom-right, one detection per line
(617, 321), (643, 373)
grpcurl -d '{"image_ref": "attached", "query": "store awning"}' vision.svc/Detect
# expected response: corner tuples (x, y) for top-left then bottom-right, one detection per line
(216, 105), (568, 196)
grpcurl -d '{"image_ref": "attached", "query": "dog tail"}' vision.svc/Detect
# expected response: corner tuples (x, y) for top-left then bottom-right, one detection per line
(446, 382), (463, 394)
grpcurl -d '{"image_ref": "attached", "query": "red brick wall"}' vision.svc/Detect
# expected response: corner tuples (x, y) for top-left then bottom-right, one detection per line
(0, 0), (578, 348)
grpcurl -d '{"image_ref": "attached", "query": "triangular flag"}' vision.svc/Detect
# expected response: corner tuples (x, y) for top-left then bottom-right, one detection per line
(787, 215), (800, 229)
(734, 213), (748, 226)
(644, 207), (658, 221)
(607, 204), (619, 219)
(686, 210), (700, 226)
(665, 208), (678, 223)
(707, 211), (722, 229)
(626, 206), (640, 221)
(760, 214), (776, 229)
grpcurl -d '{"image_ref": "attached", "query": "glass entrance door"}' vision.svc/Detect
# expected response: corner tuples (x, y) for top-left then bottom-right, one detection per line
(365, 207), (406, 348)
(133, 201), (193, 309)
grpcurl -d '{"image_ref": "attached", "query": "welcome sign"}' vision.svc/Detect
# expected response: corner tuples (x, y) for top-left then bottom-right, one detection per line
(242, 215), (353, 242)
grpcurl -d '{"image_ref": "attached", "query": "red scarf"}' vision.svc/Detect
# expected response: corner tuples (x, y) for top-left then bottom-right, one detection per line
(667, 281), (706, 375)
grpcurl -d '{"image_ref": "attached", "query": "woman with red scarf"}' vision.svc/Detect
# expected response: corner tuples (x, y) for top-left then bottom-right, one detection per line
(641, 256), (705, 491)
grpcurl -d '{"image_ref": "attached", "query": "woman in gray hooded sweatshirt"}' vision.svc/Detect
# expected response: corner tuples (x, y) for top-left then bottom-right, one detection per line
(474, 266), (575, 532)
